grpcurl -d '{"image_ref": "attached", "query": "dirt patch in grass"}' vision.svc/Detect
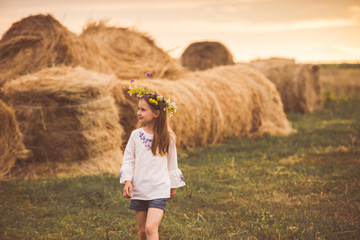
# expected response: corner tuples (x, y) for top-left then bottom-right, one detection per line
(267, 191), (302, 206)
(305, 151), (360, 166)
(279, 155), (303, 165)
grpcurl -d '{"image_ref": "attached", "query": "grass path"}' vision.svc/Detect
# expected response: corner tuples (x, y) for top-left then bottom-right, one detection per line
(1, 96), (359, 239)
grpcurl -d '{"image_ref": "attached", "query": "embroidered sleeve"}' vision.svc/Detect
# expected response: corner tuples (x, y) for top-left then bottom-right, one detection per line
(167, 135), (185, 188)
(120, 131), (136, 183)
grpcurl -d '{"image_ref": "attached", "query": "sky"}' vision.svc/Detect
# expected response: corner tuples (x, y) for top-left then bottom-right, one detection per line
(0, 0), (359, 63)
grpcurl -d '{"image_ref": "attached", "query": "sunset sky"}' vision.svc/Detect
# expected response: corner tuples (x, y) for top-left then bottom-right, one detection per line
(1, 0), (359, 63)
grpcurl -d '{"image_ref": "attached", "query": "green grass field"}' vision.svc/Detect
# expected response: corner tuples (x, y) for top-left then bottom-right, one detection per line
(1, 94), (359, 239)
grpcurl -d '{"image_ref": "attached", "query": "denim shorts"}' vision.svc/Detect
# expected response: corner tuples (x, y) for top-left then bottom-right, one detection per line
(129, 198), (168, 212)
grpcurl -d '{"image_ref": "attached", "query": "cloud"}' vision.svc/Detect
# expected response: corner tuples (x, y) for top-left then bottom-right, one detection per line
(220, 6), (239, 13)
(141, 17), (360, 34)
(350, 5), (360, 12)
(327, 44), (360, 58)
(253, 18), (359, 32)
(0, 0), (274, 16)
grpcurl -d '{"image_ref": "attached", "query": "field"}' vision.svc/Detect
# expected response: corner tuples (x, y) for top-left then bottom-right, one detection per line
(320, 64), (360, 96)
(0, 66), (359, 239)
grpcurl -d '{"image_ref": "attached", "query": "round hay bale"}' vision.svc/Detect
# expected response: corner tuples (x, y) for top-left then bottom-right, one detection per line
(80, 21), (183, 80)
(114, 64), (292, 149)
(250, 58), (322, 113)
(0, 14), (111, 88)
(181, 41), (234, 71)
(0, 99), (30, 180)
(1, 66), (123, 178)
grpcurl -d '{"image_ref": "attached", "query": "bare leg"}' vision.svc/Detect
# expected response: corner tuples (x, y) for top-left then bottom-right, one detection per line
(145, 208), (164, 240)
(136, 211), (147, 240)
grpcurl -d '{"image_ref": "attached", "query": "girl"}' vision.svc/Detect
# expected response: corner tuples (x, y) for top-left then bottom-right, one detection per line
(120, 82), (185, 240)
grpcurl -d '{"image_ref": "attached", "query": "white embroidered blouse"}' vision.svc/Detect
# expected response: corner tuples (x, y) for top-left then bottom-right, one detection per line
(120, 128), (185, 200)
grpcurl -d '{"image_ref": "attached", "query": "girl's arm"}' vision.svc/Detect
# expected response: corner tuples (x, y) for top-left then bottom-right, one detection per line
(123, 181), (133, 198)
(120, 131), (136, 184)
(170, 188), (176, 199)
(167, 135), (186, 188)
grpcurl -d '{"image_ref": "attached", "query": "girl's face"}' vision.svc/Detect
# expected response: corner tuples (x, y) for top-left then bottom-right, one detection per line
(137, 99), (159, 125)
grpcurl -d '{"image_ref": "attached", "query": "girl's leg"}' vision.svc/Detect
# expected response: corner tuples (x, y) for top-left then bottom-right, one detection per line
(136, 211), (148, 240)
(145, 208), (164, 240)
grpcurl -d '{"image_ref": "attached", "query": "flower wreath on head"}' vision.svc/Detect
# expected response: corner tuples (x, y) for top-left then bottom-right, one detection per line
(127, 74), (178, 117)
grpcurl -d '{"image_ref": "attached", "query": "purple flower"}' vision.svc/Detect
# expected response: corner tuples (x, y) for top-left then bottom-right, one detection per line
(131, 79), (134, 83)
(144, 94), (149, 98)
(147, 73), (152, 78)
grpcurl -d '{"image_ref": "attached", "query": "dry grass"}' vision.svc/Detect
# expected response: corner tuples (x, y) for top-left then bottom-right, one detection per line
(1, 66), (123, 178)
(0, 99), (29, 180)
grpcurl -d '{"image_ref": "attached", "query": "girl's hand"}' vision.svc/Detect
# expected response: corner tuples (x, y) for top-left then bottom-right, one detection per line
(170, 188), (176, 199)
(123, 181), (133, 198)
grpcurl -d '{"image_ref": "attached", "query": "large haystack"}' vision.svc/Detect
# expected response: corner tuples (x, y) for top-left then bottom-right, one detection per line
(0, 99), (30, 180)
(111, 84), (138, 148)
(114, 64), (292, 149)
(250, 58), (321, 113)
(0, 14), (181, 90)
(181, 41), (234, 71)
(0, 14), (110, 88)
(1, 67), (123, 178)
(80, 21), (183, 79)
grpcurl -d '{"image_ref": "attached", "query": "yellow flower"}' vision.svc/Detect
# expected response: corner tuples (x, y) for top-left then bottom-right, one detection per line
(149, 98), (158, 105)
(127, 79), (178, 118)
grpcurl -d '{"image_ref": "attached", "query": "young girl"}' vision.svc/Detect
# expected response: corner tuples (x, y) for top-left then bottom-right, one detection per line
(120, 82), (185, 240)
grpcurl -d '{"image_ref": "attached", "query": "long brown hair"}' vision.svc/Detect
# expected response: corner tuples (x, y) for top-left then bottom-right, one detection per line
(142, 98), (173, 156)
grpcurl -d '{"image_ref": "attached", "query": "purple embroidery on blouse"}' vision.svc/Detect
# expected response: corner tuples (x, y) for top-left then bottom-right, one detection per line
(120, 170), (123, 179)
(139, 132), (152, 151)
(180, 173), (185, 183)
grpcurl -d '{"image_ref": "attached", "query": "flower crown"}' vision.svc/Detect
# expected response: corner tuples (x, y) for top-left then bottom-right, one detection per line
(127, 74), (178, 117)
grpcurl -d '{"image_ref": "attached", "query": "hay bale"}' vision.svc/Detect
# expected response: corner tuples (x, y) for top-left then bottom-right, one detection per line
(0, 14), (182, 89)
(1, 66), (123, 178)
(0, 14), (111, 88)
(181, 41), (234, 71)
(80, 21), (183, 79)
(250, 58), (296, 71)
(250, 58), (322, 113)
(111, 84), (138, 148)
(0, 99), (30, 180)
(114, 64), (292, 149)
